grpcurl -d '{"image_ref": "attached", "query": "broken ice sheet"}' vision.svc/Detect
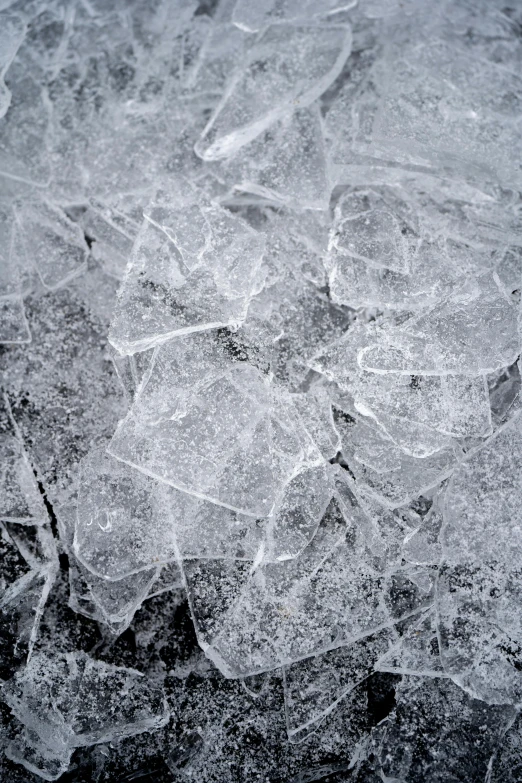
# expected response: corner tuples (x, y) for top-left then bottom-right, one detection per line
(375, 609), (446, 678)
(370, 34), (522, 186)
(442, 411), (522, 566)
(15, 196), (89, 291)
(109, 331), (324, 517)
(74, 449), (180, 581)
(219, 104), (331, 210)
(72, 200), (138, 280)
(195, 23), (352, 160)
(335, 413), (459, 508)
(183, 498), (432, 677)
(0, 434), (47, 523)
(283, 628), (393, 740)
(0, 62), (51, 185)
(375, 676), (517, 783)
(312, 320), (492, 456)
(438, 412), (522, 704)
(109, 194), (265, 355)
(329, 186), (419, 275)
(0, 521), (56, 681)
(358, 274), (519, 376)
(184, 21), (247, 99)
(6, 722), (72, 782)
(232, 0), (357, 32)
(2, 652), (169, 779)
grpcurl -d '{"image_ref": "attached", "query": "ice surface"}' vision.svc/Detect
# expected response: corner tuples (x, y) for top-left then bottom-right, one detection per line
(1, 0), (521, 779)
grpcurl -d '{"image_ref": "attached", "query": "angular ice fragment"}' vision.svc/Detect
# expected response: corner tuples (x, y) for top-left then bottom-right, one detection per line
(75, 201), (138, 280)
(375, 610), (446, 678)
(109, 196), (265, 355)
(283, 629), (393, 739)
(358, 275), (519, 376)
(2, 652), (169, 778)
(439, 413), (522, 704)
(329, 187), (419, 275)
(0, 205), (30, 344)
(16, 197), (89, 290)
(293, 389), (341, 461)
(221, 105), (331, 210)
(183, 499), (429, 677)
(0, 435), (47, 523)
(0, 68), (51, 185)
(336, 414), (459, 508)
(109, 332), (322, 517)
(0, 526), (56, 681)
(371, 36), (522, 186)
(376, 677), (516, 782)
(312, 321), (492, 456)
(195, 23), (352, 160)
(74, 449), (179, 581)
(6, 722), (72, 782)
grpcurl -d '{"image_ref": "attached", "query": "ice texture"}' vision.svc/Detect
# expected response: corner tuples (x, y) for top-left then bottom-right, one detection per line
(1, 0), (522, 780)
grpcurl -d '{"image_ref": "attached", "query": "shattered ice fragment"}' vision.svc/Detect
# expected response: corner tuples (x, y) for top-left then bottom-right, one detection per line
(109, 195), (265, 355)
(335, 414), (459, 508)
(221, 105), (331, 210)
(0, 435), (47, 523)
(15, 197), (89, 291)
(375, 610), (446, 678)
(109, 332), (323, 517)
(358, 275), (519, 376)
(74, 449), (179, 581)
(2, 652), (169, 779)
(195, 23), (352, 160)
(283, 628), (393, 739)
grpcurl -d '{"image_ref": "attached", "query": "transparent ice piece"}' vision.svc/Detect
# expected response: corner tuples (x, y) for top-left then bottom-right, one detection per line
(358, 275), (519, 376)
(74, 449), (179, 581)
(0, 435), (47, 523)
(6, 721), (71, 781)
(329, 187), (419, 275)
(336, 415), (460, 508)
(109, 332), (321, 517)
(221, 105), (331, 210)
(0, 205), (30, 344)
(370, 36), (522, 187)
(2, 652), (169, 775)
(195, 23), (352, 160)
(283, 628), (393, 739)
(442, 411), (522, 566)
(293, 389), (341, 461)
(76, 201), (138, 280)
(438, 413), (522, 704)
(375, 610), (446, 678)
(109, 196), (265, 355)
(312, 321), (492, 455)
(16, 197), (89, 290)
(183, 499), (429, 677)
(377, 677), (517, 782)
